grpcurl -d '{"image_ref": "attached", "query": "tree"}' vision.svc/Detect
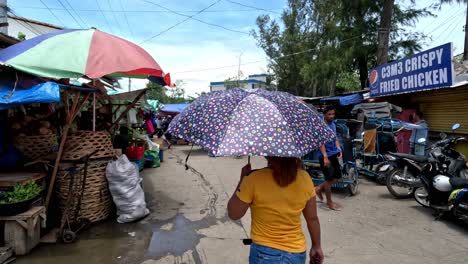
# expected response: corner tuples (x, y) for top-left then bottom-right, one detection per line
(440, 0), (468, 61)
(17, 32), (26, 41)
(376, 0), (395, 65)
(253, 0), (433, 96)
(146, 80), (188, 104)
(224, 72), (248, 89)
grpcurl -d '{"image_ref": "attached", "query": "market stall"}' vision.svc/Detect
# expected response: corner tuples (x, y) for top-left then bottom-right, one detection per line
(0, 27), (168, 258)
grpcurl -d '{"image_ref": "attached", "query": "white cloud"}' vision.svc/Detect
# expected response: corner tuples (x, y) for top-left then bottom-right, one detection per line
(141, 39), (268, 96)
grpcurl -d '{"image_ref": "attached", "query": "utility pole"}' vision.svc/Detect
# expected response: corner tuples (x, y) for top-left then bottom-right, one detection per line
(376, 0), (394, 66)
(237, 52), (243, 88)
(464, 1), (468, 63)
(0, 0), (8, 35)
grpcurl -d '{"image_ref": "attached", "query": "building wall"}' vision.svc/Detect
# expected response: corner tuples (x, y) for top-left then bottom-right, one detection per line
(248, 74), (267, 83)
(210, 84), (226, 92)
(7, 18), (60, 39)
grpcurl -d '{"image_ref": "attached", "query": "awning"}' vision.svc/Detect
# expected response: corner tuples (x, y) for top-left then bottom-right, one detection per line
(0, 80), (60, 110)
(351, 102), (402, 118)
(321, 93), (363, 105)
(159, 103), (189, 113)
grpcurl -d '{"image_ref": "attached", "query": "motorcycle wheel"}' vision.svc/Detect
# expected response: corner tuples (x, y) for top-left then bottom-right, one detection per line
(414, 187), (430, 208)
(386, 168), (416, 199)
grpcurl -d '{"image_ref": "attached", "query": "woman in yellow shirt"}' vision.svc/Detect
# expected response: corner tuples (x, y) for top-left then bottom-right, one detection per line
(228, 157), (324, 264)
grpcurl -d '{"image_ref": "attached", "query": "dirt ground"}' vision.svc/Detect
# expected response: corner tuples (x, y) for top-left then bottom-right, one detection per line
(15, 145), (468, 264)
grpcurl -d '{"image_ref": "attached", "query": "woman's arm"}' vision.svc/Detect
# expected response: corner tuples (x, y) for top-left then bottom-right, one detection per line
(227, 164), (251, 220)
(303, 197), (324, 264)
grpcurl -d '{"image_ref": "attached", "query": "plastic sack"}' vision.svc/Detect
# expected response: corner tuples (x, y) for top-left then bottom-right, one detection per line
(144, 149), (160, 168)
(106, 155), (150, 223)
(133, 131), (160, 151)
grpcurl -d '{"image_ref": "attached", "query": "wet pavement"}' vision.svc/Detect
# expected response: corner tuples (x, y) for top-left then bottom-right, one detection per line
(14, 146), (468, 264)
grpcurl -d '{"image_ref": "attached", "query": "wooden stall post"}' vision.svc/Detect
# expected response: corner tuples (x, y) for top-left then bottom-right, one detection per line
(45, 90), (90, 210)
(109, 89), (146, 131)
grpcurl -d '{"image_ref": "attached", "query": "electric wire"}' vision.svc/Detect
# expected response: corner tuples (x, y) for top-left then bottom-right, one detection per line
(64, 0), (89, 28)
(56, 0), (84, 28)
(140, 0), (249, 36)
(224, 0), (281, 14)
(94, 0), (114, 33)
(38, 0), (65, 27)
(119, 0), (136, 40)
(139, 0), (222, 44)
(174, 35), (362, 73)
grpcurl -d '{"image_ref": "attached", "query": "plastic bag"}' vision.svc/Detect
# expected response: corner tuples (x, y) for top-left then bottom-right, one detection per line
(144, 149), (160, 168)
(132, 131), (160, 151)
(106, 155), (150, 223)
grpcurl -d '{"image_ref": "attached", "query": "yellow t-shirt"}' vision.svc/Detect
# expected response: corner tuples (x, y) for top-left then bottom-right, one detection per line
(236, 168), (315, 253)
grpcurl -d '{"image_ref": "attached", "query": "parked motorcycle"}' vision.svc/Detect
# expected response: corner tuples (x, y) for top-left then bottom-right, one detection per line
(383, 152), (427, 198)
(384, 123), (468, 199)
(413, 163), (468, 223)
(409, 124), (468, 223)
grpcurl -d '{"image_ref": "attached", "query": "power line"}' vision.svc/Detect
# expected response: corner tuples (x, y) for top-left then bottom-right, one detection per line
(94, 0), (114, 33)
(39, 0), (65, 27)
(119, 0), (135, 40)
(174, 35), (362, 74)
(139, 0), (222, 44)
(440, 14), (464, 41)
(107, 0), (124, 35)
(224, 0), (281, 15)
(11, 6), (284, 13)
(56, 0), (84, 28)
(7, 10), (46, 35)
(140, 0), (249, 36)
(425, 7), (463, 36)
(64, 0), (89, 28)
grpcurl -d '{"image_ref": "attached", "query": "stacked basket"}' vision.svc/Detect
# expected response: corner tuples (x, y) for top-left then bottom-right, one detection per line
(14, 134), (56, 161)
(56, 131), (115, 223)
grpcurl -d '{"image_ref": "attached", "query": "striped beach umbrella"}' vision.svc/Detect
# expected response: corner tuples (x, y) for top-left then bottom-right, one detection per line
(0, 28), (169, 84)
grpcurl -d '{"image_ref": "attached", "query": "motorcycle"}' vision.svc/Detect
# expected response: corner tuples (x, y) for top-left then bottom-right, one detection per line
(384, 123), (468, 199)
(383, 152), (427, 198)
(412, 125), (468, 223)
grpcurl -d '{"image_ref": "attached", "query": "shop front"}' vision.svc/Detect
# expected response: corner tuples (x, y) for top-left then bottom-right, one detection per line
(369, 42), (468, 156)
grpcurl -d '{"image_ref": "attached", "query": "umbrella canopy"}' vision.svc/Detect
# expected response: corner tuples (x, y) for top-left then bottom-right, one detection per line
(169, 88), (335, 157)
(0, 29), (168, 83)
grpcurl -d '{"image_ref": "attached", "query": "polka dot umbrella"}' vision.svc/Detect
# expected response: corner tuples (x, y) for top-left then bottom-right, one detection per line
(168, 88), (335, 157)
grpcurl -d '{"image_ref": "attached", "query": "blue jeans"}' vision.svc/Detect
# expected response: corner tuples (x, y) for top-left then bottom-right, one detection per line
(249, 243), (306, 264)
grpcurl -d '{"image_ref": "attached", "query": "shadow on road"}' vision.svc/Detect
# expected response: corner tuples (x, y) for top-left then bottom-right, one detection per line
(409, 205), (468, 235)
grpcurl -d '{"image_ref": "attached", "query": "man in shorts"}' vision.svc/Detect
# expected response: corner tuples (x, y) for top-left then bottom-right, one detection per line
(316, 105), (343, 211)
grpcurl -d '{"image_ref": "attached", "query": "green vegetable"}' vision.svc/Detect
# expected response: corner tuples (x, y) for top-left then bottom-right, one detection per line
(0, 182), (42, 204)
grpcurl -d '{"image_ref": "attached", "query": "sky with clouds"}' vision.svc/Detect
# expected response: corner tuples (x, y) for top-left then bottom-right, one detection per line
(8, 0), (467, 96)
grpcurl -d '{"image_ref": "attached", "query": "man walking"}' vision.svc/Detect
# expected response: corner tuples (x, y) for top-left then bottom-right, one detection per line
(316, 105), (343, 211)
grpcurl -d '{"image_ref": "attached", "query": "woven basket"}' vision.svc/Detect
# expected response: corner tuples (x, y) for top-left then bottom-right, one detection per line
(62, 131), (115, 161)
(14, 134), (56, 161)
(56, 160), (112, 223)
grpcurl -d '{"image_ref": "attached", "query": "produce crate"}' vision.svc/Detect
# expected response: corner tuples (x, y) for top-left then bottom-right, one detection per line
(0, 206), (46, 255)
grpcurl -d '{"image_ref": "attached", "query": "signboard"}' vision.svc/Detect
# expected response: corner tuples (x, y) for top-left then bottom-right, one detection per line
(369, 43), (454, 97)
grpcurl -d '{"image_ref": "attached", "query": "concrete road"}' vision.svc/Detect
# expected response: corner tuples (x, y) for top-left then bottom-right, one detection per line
(16, 146), (468, 264)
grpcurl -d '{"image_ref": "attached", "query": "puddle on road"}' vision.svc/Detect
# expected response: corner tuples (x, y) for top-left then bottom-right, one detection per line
(146, 213), (219, 263)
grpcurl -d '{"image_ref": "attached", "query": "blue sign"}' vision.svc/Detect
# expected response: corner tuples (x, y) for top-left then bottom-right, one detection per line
(369, 43), (454, 97)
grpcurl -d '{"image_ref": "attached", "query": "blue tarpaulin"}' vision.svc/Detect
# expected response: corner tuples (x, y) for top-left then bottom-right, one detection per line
(321, 93), (363, 105)
(0, 81), (60, 110)
(159, 103), (189, 113)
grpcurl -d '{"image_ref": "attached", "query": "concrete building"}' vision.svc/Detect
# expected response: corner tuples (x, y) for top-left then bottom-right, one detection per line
(7, 15), (62, 40)
(210, 74), (269, 92)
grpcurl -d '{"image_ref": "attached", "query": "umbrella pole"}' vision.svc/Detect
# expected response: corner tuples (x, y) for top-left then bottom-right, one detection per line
(93, 92), (96, 132)
(248, 156), (251, 165)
